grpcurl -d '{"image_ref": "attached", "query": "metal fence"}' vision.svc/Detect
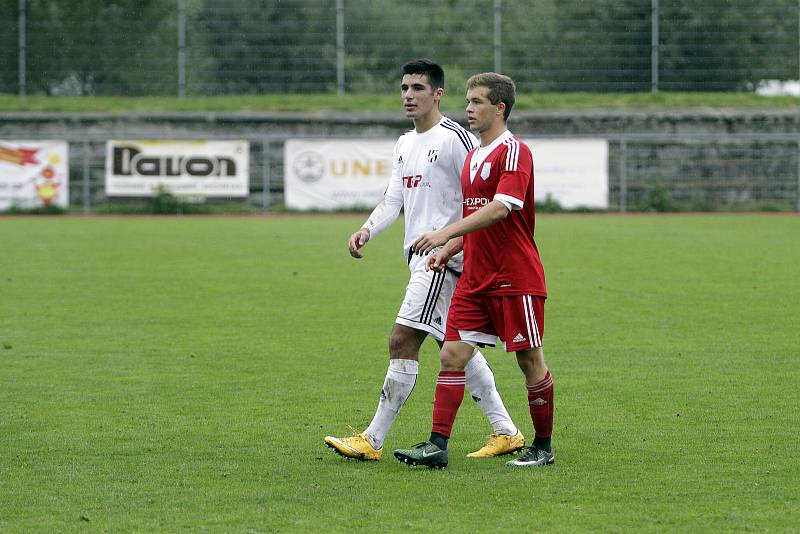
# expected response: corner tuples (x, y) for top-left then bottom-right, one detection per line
(2, 0), (800, 96)
(37, 133), (800, 213)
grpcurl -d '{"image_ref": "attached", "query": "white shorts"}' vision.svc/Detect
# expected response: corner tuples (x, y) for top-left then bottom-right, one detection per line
(395, 259), (460, 342)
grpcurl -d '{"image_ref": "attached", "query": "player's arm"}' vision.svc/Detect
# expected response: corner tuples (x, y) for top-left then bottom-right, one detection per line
(425, 236), (464, 271)
(413, 200), (509, 256)
(348, 141), (405, 259)
(416, 141), (532, 256)
(347, 196), (402, 258)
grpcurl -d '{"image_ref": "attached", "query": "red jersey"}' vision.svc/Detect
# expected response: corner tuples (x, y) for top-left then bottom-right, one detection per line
(457, 130), (547, 297)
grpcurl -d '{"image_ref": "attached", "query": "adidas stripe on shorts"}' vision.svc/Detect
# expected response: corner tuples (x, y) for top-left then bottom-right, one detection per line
(444, 291), (545, 352)
(395, 258), (459, 342)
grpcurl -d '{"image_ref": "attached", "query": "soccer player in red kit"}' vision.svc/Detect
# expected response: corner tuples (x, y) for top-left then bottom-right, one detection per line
(394, 72), (554, 469)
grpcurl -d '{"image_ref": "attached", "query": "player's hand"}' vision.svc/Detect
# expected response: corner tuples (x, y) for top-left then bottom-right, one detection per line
(412, 230), (448, 256)
(347, 228), (370, 259)
(425, 250), (450, 272)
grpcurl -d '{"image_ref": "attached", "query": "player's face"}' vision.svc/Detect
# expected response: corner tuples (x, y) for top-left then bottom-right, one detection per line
(466, 86), (503, 133)
(401, 74), (441, 120)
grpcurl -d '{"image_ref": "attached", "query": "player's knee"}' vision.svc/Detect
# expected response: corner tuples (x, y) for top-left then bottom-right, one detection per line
(439, 342), (470, 371)
(388, 333), (403, 357)
(388, 331), (417, 360)
(516, 348), (546, 378)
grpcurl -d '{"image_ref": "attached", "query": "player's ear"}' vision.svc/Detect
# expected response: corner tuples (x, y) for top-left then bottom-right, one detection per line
(434, 86), (444, 99)
(496, 101), (506, 117)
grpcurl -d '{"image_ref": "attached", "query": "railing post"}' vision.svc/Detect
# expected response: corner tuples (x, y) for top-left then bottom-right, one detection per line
(651, 0), (659, 92)
(494, 0), (502, 73)
(178, 0), (186, 97)
(18, 0), (26, 96)
(262, 139), (271, 212)
(82, 141), (91, 214)
(797, 139), (800, 212)
(336, 0), (345, 96)
(619, 139), (628, 213)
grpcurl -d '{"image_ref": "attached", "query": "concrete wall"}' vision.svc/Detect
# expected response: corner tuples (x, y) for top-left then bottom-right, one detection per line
(3, 108), (800, 138)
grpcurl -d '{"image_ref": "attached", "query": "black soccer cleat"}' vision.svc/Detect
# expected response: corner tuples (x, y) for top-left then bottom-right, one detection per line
(394, 441), (448, 469)
(505, 445), (554, 467)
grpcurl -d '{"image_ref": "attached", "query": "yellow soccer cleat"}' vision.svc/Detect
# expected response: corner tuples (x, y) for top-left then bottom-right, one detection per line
(324, 428), (383, 461)
(466, 431), (525, 458)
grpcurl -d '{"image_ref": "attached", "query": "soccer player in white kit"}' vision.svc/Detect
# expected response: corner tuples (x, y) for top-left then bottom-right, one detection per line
(324, 60), (523, 461)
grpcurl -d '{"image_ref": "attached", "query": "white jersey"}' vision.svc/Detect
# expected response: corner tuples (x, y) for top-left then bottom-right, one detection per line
(362, 116), (477, 273)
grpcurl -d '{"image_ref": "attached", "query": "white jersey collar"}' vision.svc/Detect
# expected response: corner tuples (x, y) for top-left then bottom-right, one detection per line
(412, 116), (446, 137)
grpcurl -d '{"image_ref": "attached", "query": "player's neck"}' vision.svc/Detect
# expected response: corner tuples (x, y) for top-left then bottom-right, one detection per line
(479, 123), (508, 147)
(413, 110), (442, 134)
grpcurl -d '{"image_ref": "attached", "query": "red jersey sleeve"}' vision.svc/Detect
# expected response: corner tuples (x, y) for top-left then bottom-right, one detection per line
(494, 137), (533, 208)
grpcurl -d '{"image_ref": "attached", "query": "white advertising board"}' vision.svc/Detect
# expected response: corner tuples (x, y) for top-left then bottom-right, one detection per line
(525, 138), (609, 209)
(284, 139), (394, 210)
(284, 137), (608, 211)
(105, 140), (249, 197)
(0, 140), (69, 210)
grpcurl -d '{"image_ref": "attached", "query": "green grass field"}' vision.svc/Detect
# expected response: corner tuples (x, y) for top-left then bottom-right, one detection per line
(2, 92), (800, 113)
(1, 214), (798, 532)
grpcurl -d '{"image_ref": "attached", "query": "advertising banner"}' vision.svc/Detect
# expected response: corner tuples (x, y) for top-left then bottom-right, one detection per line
(105, 140), (249, 197)
(284, 139), (394, 210)
(0, 140), (69, 210)
(284, 137), (608, 211)
(525, 138), (609, 209)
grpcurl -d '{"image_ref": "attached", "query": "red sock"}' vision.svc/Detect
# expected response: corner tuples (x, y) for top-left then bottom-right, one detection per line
(527, 371), (554, 439)
(431, 371), (466, 438)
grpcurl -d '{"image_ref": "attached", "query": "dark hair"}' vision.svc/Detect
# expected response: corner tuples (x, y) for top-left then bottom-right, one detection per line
(467, 72), (516, 121)
(401, 59), (445, 90)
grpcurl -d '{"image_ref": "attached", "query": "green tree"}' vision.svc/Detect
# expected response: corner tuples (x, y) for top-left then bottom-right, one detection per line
(343, 0), (494, 93)
(188, 0), (337, 94)
(1, 0), (176, 96)
(659, 0), (797, 90)
(3, 0), (799, 96)
(0, 0), (21, 94)
(505, 0), (652, 92)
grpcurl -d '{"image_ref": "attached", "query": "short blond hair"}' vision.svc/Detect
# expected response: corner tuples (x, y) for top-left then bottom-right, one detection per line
(467, 72), (516, 121)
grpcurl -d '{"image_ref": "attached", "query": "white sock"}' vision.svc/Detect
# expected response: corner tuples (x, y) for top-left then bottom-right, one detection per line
(364, 359), (418, 449)
(465, 350), (518, 436)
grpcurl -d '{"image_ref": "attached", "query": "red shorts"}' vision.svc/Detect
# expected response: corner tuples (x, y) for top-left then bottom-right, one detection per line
(445, 292), (545, 352)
